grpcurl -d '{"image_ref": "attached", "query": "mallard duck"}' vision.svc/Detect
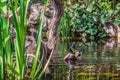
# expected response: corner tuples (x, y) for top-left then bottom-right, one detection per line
(64, 42), (82, 61)
(64, 51), (82, 61)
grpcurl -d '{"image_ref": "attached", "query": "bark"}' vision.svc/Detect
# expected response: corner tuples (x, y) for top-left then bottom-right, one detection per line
(46, 0), (64, 50)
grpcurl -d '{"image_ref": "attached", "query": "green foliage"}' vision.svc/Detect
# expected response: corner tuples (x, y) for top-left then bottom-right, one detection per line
(77, 72), (119, 79)
(0, 0), (50, 79)
(30, 1), (50, 79)
(114, 3), (120, 25)
(60, 0), (120, 39)
(60, 3), (80, 37)
(115, 16), (120, 25)
(41, 0), (47, 3)
(9, 0), (31, 79)
(0, 0), (12, 79)
(0, 16), (5, 80)
(30, 10), (44, 79)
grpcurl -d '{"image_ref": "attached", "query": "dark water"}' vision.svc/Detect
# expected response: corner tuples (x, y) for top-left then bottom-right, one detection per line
(47, 39), (120, 80)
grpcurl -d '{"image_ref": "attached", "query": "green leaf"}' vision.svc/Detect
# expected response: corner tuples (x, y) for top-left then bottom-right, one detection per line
(116, 3), (120, 10)
(115, 16), (120, 25)
(72, 3), (79, 9)
(86, 3), (94, 12)
(30, 10), (44, 78)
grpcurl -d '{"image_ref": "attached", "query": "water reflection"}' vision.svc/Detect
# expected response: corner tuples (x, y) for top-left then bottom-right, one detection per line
(48, 39), (120, 80)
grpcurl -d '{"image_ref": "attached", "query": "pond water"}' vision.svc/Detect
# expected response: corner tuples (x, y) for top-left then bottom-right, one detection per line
(47, 39), (120, 80)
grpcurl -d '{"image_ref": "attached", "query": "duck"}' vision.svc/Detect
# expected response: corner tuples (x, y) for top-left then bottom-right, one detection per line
(64, 42), (82, 61)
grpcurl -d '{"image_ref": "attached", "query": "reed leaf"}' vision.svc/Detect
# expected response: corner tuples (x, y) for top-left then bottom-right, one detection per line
(10, 0), (30, 79)
(0, 16), (4, 80)
(30, 0), (50, 79)
(0, 0), (12, 79)
(0, 0), (51, 79)
(30, 10), (44, 78)
(38, 47), (55, 79)
(2, 18), (12, 66)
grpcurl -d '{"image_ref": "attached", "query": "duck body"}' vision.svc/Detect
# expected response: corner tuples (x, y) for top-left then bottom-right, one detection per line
(64, 51), (82, 68)
(64, 42), (82, 62)
(64, 53), (76, 67)
(64, 51), (82, 61)
(64, 53), (76, 61)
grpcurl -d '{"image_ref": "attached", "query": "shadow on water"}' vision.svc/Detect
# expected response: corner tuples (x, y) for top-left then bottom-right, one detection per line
(45, 38), (120, 80)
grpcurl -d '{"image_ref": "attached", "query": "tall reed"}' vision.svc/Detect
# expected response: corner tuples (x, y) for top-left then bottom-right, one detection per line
(9, 0), (30, 79)
(0, 0), (51, 79)
(0, 16), (5, 80)
(30, 0), (50, 79)
(0, 0), (12, 79)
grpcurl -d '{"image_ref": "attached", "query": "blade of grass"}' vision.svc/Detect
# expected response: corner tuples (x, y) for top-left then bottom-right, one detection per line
(10, 0), (23, 78)
(37, 46), (55, 79)
(34, 49), (45, 76)
(10, 0), (30, 79)
(0, 0), (12, 79)
(30, 10), (44, 78)
(0, 0), (31, 79)
(30, 0), (50, 78)
(7, 63), (19, 76)
(2, 18), (12, 66)
(0, 16), (4, 80)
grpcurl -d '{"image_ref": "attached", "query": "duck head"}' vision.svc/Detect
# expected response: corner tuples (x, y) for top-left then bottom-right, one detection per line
(74, 50), (82, 60)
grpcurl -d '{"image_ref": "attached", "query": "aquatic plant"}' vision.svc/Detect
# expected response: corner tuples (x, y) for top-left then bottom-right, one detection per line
(77, 72), (119, 80)
(0, 0), (12, 79)
(60, 0), (120, 39)
(9, 0), (31, 79)
(0, 0), (50, 79)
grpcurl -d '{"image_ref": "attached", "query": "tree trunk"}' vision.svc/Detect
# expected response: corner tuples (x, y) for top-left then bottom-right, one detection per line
(46, 0), (64, 50)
